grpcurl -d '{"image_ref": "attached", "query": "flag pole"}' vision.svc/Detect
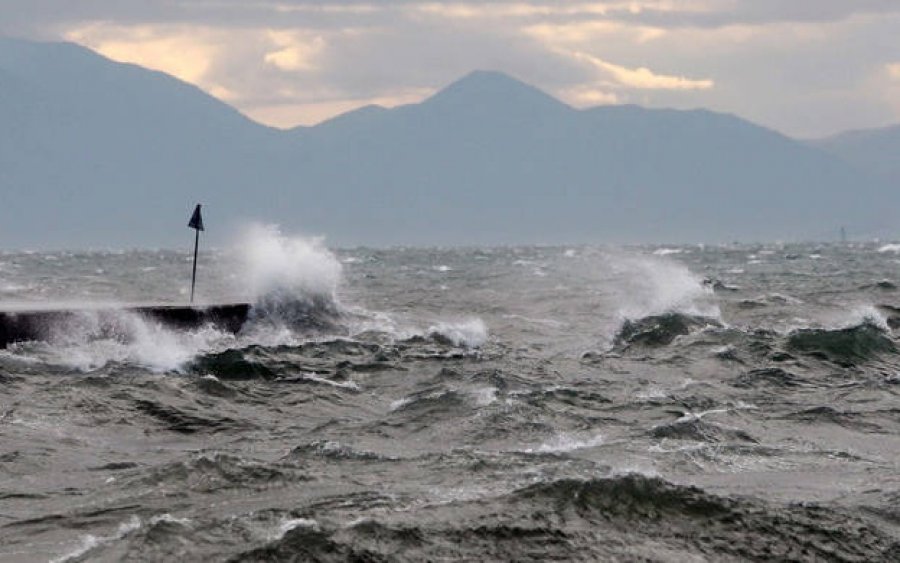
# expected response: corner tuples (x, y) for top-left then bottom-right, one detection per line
(190, 227), (200, 303)
(187, 204), (204, 304)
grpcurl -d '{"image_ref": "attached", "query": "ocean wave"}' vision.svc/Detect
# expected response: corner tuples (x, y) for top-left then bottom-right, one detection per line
(0, 230), (494, 375)
(115, 471), (900, 562)
(503, 474), (897, 559)
(189, 347), (278, 380)
(877, 304), (900, 329)
(243, 291), (345, 337)
(613, 312), (721, 349)
(702, 277), (740, 293)
(518, 386), (612, 409)
(513, 474), (734, 518)
(522, 432), (604, 453)
(288, 440), (393, 462)
(782, 406), (882, 431)
(189, 340), (380, 383)
(51, 515), (142, 563)
(732, 367), (811, 388)
(652, 248), (684, 256)
(236, 522), (381, 562)
(649, 418), (757, 443)
(135, 453), (304, 493)
(738, 293), (803, 310)
(609, 254), (720, 321)
(2, 310), (235, 373)
(860, 280), (898, 291)
(0, 296), (344, 375)
(786, 320), (896, 366)
(285, 372), (362, 390)
(132, 398), (251, 434)
(388, 388), (469, 417)
(426, 318), (488, 348)
(236, 224), (342, 309)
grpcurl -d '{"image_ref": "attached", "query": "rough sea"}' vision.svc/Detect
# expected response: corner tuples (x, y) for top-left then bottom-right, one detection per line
(2, 227), (900, 561)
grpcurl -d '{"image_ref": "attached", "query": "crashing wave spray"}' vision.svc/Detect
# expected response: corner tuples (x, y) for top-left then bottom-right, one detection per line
(235, 224), (345, 339)
(9, 309), (234, 373)
(230, 225), (487, 349)
(4, 225), (347, 372)
(608, 253), (720, 321)
(580, 251), (721, 349)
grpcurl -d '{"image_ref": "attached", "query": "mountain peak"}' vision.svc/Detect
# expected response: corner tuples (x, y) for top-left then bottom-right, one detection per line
(423, 70), (569, 113)
(443, 70), (532, 91)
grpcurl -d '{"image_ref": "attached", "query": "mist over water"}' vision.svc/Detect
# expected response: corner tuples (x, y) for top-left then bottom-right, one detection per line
(2, 239), (900, 560)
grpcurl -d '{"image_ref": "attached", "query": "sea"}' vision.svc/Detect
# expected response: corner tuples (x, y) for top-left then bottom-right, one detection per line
(2, 226), (900, 561)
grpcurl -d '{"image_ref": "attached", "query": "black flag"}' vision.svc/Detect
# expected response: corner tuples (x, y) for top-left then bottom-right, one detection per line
(188, 204), (203, 303)
(188, 204), (204, 231)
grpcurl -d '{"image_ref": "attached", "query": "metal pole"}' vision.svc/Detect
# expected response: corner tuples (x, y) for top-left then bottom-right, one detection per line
(190, 228), (200, 303)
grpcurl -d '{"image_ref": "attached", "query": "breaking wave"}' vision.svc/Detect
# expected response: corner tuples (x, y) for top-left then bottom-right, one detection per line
(786, 320), (895, 366)
(427, 318), (488, 348)
(51, 515), (142, 563)
(288, 440), (393, 462)
(0, 227), (494, 374)
(236, 224), (345, 337)
(609, 254), (720, 321)
(6, 309), (234, 373)
(596, 253), (722, 350)
(613, 312), (720, 348)
(2, 226), (347, 372)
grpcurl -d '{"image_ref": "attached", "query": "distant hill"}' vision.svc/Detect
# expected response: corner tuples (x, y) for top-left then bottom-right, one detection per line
(0, 37), (292, 248)
(813, 125), (900, 185)
(0, 38), (892, 248)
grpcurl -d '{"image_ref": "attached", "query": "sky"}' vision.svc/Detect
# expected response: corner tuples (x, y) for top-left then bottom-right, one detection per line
(2, 0), (899, 138)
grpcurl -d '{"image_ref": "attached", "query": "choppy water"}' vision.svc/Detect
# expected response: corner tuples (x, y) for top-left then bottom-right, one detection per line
(2, 231), (900, 561)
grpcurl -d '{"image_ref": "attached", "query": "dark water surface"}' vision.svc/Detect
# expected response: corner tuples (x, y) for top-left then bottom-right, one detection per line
(2, 236), (900, 561)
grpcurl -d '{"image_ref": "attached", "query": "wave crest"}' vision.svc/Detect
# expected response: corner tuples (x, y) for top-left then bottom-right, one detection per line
(614, 313), (720, 348)
(237, 225), (346, 337)
(786, 321), (895, 366)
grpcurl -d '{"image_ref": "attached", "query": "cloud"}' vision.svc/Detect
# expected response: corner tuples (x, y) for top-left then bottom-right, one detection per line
(878, 63), (900, 121)
(2, 0), (898, 136)
(60, 22), (379, 110)
(4, 1), (900, 35)
(524, 19), (665, 45)
(887, 63), (900, 81)
(559, 86), (619, 106)
(567, 51), (712, 91)
(607, 0), (900, 28)
(65, 24), (220, 84)
(588, 53), (715, 90)
(263, 30), (325, 71)
(413, 2), (626, 20)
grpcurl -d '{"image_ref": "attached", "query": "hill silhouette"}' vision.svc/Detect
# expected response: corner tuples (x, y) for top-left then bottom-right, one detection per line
(814, 125), (900, 185)
(0, 39), (892, 248)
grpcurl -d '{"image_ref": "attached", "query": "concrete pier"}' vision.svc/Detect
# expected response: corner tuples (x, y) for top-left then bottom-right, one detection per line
(0, 303), (251, 347)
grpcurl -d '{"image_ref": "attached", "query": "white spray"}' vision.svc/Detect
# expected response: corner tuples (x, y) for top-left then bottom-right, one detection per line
(236, 224), (342, 303)
(8, 225), (347, 372)
(234, 224), (345, 340)
(607, 253), (720, 321)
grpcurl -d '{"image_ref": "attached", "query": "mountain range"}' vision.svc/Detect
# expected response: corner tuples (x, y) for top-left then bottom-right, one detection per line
(814, 125), (900, 186)
(0, 36), (896, 249)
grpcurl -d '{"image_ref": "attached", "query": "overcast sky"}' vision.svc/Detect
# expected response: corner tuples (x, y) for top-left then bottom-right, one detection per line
(3, 0), (899, 137)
